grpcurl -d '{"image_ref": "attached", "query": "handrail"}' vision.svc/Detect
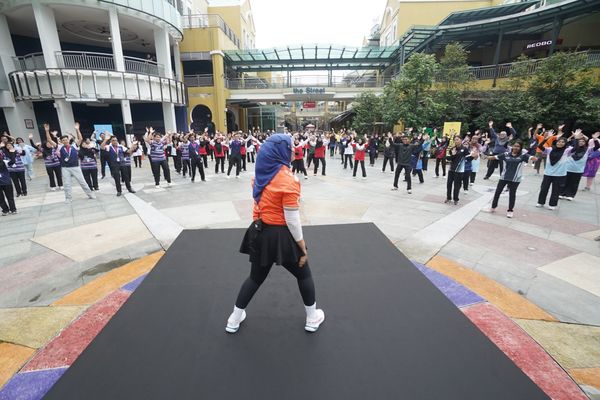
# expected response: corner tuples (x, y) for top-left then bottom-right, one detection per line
(182, 14), (241, 48)
(13, 51), (166, 77)
(183, 74), (214, 87)
(225, 74), (391, 89)
(8, 67), (186, 105)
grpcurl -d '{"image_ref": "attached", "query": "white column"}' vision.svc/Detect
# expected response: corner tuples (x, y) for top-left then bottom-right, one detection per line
(108, 7), (132, 132)
(153, 27), (173, 79)
(32, 2), (75, 136)
(0, 14), (39, 140)
(32, 2), (60, 69)
(154, 27), (176, 132)
(173, 41), (183, 81)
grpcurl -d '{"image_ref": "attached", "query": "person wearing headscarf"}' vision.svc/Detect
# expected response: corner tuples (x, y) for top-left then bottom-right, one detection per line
(226, 134), (324, 334)
(536, 132), (573, 210)
(560, 130), (599, 200)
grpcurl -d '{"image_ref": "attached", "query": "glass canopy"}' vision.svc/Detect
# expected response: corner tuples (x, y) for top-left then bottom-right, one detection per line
(224, 45), (401, 71)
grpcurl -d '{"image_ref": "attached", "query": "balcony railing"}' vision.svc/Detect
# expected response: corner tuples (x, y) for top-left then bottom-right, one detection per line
(98, 0), (182, 39)
(8, 68), (186, 106)
(226, 74), (391, 90)
(13, 51), (165, 77)
(181, 14), (241, 48)
(183, 74), (214, 87)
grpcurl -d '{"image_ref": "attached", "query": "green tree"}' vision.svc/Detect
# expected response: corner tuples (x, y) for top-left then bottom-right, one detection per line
(382, 53), (438, 129)
(528, 51), (600, 128)
(351, 91), (383, 134)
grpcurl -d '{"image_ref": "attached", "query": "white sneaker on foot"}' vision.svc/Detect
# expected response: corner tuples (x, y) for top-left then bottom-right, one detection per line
(535, 203), (543, 208)
(506, 211), (514, 218)
(305, 309), (325, 333)
(225, 309), (246, 333)
(407, 189), (412, 194)
(546, 205), (556, 210)
(482, 206), (495, 213)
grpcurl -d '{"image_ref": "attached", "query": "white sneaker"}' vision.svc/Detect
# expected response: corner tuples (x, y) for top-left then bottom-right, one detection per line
(558, 195), (566, 200)
(535, 203), (543, 208)
(304, 176), (308, 180)
(506, 211), (514, 218)
(235, 175), (240, 179)
(226, 175), (231, 179)
(482, 206), (495, 213)
(155, 185), (160, 189)
(167, 182), (172, 187)
(50, 187), (57, 192)
(305, 309), (325, 333)
(362, 177), (367, 180)
(225, 310), (246, 333)
(88, 193), (96, 200)
(546, 205), (556, 211)
(565, 197), (573, 201)
(407, 189), (412, 194)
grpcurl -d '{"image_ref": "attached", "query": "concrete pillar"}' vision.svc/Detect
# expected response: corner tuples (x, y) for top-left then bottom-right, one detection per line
(210, 50), (227, 132)
(0, 15), (40, 140)
(548, 17), (563, 56)
(32, 2), (60, 69)
(173, 42), (183, 81)
(108, 7), (132, 136)
(154, 27), (176, 132)
(32, 2), (75, 135)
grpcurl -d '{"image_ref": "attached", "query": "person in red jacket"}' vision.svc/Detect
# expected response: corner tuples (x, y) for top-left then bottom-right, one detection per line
(211, 137), (226, 173)
(199, 135), (209, 168)
(353, 138), (367, 178)
(292, 137), (308, 179)
(312, 136), (328, 176)
(240, 136), (247, 171)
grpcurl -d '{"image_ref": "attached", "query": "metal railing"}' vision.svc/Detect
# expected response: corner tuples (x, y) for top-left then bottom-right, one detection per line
(12, 53), (46, 71)
(467, 50), (600, 81)
(98, 0), (182, 39)
(226, 74), (392, 90)
(8, 68), (186, 106)
(181, 14), (241, 48)
(14, 51), (165, 77)
(183, 74), (214, 87)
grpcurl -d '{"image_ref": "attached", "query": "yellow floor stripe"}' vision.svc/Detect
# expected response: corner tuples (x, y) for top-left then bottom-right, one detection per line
(0, 342), (35, 389)
(427, 255), (557, 322)
(569, 368), (600, 390)
(52, 251), (164, 306)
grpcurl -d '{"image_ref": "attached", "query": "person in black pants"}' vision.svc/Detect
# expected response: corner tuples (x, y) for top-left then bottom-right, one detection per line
(227, 134), (243, 178)
(392, 134), (421, 193)
(434, 136), (448, 177)
(445, 136), (470, 205)
(101, 133), (137, 196)
(3, 142), (27, 196)
(0, 149), (17, 215)
(97, 133), (110, 179)
(382, 136), (395, 172)
(188, 135), (206, 182)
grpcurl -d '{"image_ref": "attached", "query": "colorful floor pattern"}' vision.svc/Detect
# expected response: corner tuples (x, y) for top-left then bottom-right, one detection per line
(0, 251), (597, 400)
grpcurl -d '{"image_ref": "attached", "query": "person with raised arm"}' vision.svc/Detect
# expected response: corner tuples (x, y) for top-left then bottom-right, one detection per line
(560, 129), (599, 200)
(535, 129), (572, 210)
(0, 142), (17, 215)
(45, 123), (96, 203)
(75, 123), (99, 192)
(102, 131), (137, 196)
(144, 127), (172, 189)
(483, 121), (513, 180)
(30, 132), (63, 191)
(2, 141), (27, 197)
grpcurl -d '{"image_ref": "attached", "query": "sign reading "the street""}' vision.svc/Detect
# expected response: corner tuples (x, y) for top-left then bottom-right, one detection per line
(293, 87), (326, 94)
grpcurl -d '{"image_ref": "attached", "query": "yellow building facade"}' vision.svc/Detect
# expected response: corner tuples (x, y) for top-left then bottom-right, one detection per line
(180, 0), (256, 133)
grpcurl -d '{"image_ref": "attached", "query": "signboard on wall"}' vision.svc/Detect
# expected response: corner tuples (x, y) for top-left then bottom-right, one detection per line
(524, 38), (562, 51)
(302, 102), (316, 109)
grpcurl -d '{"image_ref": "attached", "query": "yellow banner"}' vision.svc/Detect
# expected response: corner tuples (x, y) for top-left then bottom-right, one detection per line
(443, 122), (462, 137)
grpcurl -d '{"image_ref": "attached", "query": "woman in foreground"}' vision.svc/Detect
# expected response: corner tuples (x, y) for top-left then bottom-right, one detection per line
(226, 134), (325, 334)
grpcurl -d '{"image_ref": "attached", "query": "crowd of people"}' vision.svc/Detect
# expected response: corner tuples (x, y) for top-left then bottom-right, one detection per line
(1, 122), (599, 220)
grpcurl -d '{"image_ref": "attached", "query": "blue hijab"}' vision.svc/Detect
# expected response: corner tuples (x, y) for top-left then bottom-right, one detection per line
(253, 134), (292, 203)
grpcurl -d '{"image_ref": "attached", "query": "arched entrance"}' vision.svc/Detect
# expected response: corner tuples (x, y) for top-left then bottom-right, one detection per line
(190, 105), (214, 135)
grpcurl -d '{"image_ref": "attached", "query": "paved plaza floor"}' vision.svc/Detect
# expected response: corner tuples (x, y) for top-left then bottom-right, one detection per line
(1, 153), (599, 399)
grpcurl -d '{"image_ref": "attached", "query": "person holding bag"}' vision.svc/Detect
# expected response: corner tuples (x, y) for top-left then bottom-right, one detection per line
(226, 134), (324, 334)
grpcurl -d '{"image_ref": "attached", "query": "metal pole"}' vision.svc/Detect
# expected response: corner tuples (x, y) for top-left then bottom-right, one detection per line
(548, 17), (563, 56)
(492, 29), (503, 88)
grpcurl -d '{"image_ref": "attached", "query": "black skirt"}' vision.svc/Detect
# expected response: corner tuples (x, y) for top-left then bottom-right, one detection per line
(240, 222), (303, 267)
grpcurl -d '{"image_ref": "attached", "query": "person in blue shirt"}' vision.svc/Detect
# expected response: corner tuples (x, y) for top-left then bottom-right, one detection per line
(536, 132), (572, 210)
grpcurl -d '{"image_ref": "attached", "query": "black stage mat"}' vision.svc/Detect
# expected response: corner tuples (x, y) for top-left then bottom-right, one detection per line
(44, 223), (548, 400)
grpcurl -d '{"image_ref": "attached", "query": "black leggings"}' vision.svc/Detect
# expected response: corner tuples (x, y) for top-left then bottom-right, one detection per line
(382, 155), (394, 172)
(314, 157), (326, 175)
(435, 158), (446, 177)
(227, 155), (242, 176)
(344, 154), (354, 169)
(82, 168), (99, 190)
(190, 158), (205, 181)
(561, 171), (583, 198)
(150, 160), (171, 185)
(538, 175), (565, 207)
(446, 170), (463, 202)
(485, 158), (504, 178)
(0, 184), (16, 213)
(10, 171), (27, 195)
(235, 261), (316, 309)
(292, 159), (307, 176)
(46, 165), (62, 188)
(182, 159), (191, 177)
(133, 156), (142, 168)
(353, 160), (366, 177)
(215, 157), (225, 173)
(492, 180), (520, 211)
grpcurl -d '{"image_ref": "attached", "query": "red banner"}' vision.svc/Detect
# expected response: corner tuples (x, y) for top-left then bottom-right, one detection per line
(302, 102), (316, 109)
